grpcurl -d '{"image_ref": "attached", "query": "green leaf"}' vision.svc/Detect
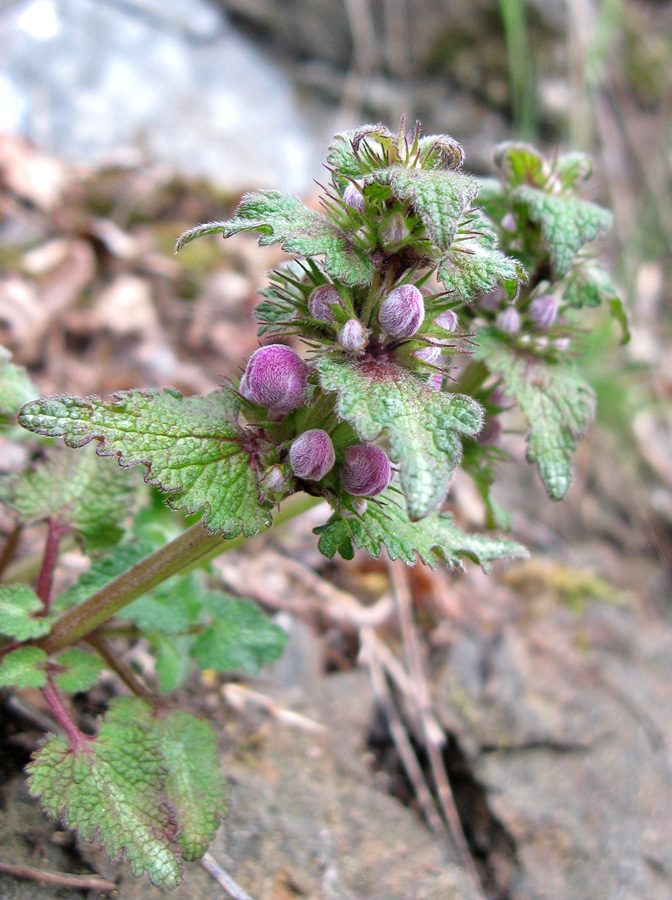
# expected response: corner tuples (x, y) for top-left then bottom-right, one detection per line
(475, 329), (596, 499)
(0, 646), (47, 688)
(555, 151), (593, 190)
(0, 584), (52, 640)
(562, 264), (630, 341)
(370, 168), (479, 251)
(152, 634), (195, 692)
(494, 142), (548, 188)
(120, 573), (203, 636)
(0, 347), (37, 421)
(0, 445), (136, 549)
(154, 710), (227, 860)
(513, 185), (613, 278)
(27, 697), (184, 889)
(191, 595), (288, 674)
(315, 489), (527, 570)
(54, 540), (156, 612)
(176, 192), (374, 285)
(437, 211), (526, 302)
(53, 648), (103, 693)
(317, 356), (483, 520)
(17, 389), (273, 538)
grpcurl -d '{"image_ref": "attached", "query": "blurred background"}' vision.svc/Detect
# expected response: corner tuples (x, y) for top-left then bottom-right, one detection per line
(1, 2), (672, 899)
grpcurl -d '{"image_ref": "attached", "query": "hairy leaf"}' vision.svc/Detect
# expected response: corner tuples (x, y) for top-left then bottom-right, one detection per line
(27, 697), (184, 889)
(0, 646), (47, 688)
(494, 142), (548, 188)
(555, 152), (593, 190)
(0, 445), (135, 549)
(317, 356), (482, 520)
(315, 490), (527, 569)
(513, 185), (612, 278)
(17, 390), (273, 538)
(53, 648), (103, 693)
(475, 329), (596, 499)
(369, 168), (479, 250)
(437, 211), (525, 302)
(0, 584), (52, 640)
(54, 540), (155, 613)
(191, 596), (288, 674)
(0, 347), (37, 421)
(154, 710), (227, 860)
(120, 573), (203, 636)
(176, 192), (374, 285)
(562, 264), (629, 341)
(152, 634), (196, 692)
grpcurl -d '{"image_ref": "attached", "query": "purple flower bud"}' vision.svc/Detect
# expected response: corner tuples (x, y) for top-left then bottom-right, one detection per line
(378, 284), (425, 339)
(289, 429), (335, 481)
(382, 212), (410, 245)
(308, 284), (342, 323)
(496, 307), (521, 334)
(338, 444), (392, 497)
(339, 318), (369, 353)
(428, 373), (443, 391)
(528, 294), (558, 329)
(414, 346), (443, 364)
(343, 181), (366, 214)
(477, 417), (502, 446)
(554, 337), (570, 351)
(433, 309), (458, 332)
(480, 287), (504, 311)
(261, 465), (291, 498)
(241, 344), (308, 414)
(501, 212), (517, 233)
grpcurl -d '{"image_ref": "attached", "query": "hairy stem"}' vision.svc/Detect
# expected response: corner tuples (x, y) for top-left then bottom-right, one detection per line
(36, 492), (321, 656)
(86, 632), (158, 706)
(42, 675), (88, 749)
(36, 518), (68, 614)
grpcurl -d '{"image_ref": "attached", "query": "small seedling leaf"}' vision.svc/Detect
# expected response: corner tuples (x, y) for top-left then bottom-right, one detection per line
(0, 584), (53, 640)
(53, 648), (103, 693)
(0, 646), (47, 688)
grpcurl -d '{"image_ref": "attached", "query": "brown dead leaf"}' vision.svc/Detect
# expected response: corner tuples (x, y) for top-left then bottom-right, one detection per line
(0, 135), (69, 212)
(94, 274), (158, 336)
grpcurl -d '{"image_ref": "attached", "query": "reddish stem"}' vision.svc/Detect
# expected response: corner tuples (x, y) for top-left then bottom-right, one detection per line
(35, 518), (68, 615)
(42, 675), (89, 751)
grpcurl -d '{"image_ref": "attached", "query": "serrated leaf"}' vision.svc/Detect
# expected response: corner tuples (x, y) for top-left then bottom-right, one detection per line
(314, 489), (527, 569)
(152, 634), (195, 692)
(0, 445), (135, 549)
(17, 389), (273, 538)
(27, 696), (184, 889)
(176, 192), (374, 285)
(475, 329), (596, 499)
(513, 185), (613, 278)
(0, 584), (52, 640)
(369, 168), (479, 251)
(317, 356), (483, 520)
(494, 142), (548, 187)
(53, 648), (103, 693)
(191, 596), (288, 674)
(154, 711), (227, 860)
(54, 540), (156, 612)
(437, 211), (526, 302)
(0, 646), (47, 688)
(0, 347), (37, 421)
(562, 264), (630, 341)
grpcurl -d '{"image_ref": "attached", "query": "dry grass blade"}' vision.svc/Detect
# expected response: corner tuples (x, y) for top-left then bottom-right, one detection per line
(200, 852), (256, 900)
(222, 684), (327, 734)
(0, 862), (116, 893)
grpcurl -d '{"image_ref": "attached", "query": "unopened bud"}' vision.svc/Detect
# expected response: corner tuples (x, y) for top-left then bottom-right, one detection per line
(480, 287), (504, 312)
(434, 309), (458, 332)
(496, 307), (521, 334)
(383, 212), (410, 245)
(428, 373), (443, 391)
(339, 318), (369, 352)
(308, 284), (342, 323)
(501, 212), (517, 233)
(289, 429), (335, 481)
(477, 417), (502, 446)
(343, 181), (366, 214)
(378, 284), (425, 339)
(414, 346), (443, 364)
(528, 294), (558, 329)
(554, 337), (570, 351)
(338, 444), (392, 497)
(261, 465), (291, 497)
(241, 344), (308, 414)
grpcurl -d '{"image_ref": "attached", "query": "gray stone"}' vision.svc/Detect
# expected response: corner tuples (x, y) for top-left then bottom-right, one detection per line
(0, 0), (322, 191)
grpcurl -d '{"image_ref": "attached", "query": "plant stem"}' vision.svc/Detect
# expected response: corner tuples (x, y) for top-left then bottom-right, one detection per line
(0, 523), (22, 577)
(86, 632), (158, 706)
(1, 534), (76, 585)
(42, 675), (88, 749)
(36, 518), (67, 614)
(36, 492), (321, 656)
